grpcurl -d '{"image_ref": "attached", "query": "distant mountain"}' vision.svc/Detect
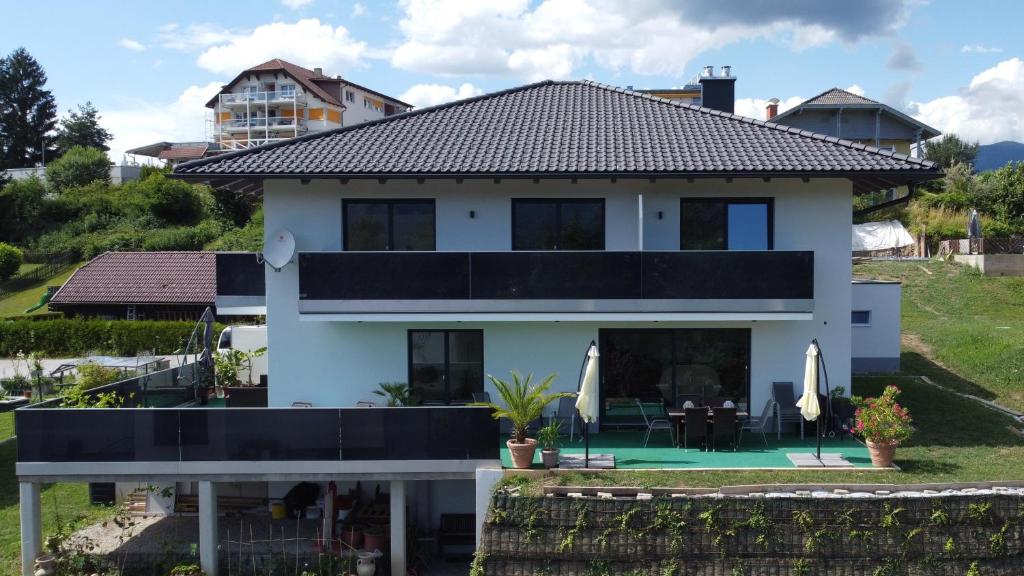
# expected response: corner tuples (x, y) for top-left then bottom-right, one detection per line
(976, 141), (1024, 172)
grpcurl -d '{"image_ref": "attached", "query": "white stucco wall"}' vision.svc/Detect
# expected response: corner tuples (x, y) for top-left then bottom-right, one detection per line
(851, 281), (901, 373)
(261, 177), (852, 415)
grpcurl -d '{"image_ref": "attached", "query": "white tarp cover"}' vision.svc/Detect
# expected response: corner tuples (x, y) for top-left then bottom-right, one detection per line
(852, 220), (915, 252)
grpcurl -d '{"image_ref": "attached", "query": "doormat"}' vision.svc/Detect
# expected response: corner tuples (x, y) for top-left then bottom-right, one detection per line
(786, 452), (853, 468)
(559, 453), (615, 469)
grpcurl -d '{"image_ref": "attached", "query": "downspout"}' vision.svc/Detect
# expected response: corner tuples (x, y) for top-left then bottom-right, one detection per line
(836, 108), (843, 139)
(875, 108), (881, 148)
(637, 193), (644, 251)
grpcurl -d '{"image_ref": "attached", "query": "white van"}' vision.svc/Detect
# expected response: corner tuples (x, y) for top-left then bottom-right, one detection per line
(216, 325), (268, 386)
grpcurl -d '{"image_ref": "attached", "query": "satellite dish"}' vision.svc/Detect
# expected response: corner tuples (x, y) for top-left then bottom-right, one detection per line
(263, 229), (295, 271)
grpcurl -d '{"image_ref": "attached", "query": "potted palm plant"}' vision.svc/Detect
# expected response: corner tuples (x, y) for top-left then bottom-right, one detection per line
(373, 382), (417, 406)
(477, 371), (570, 469)
(851, 385), (913, 467)
(538, 420), (562, 469)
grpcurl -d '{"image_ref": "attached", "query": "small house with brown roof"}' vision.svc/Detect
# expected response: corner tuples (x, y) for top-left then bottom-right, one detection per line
(206, 58), (412, 151)
(48, 251), (216, 321)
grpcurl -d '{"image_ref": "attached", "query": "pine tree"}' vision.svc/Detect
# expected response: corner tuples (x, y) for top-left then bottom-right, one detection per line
(56, 101), (113, 154)
(0, 47), (58, 168)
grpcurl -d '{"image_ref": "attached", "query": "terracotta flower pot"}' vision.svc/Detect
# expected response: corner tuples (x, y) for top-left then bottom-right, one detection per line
(363, 528), (388, 552)
(866, 439), (898, 468)
(541, 448), (560, 469)
(506, 438), (538, 469)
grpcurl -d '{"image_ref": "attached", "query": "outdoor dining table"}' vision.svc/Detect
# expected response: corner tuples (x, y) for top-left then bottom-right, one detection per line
(666, 408), (749, 448)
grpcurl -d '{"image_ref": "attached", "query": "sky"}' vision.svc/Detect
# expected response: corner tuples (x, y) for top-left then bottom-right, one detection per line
(2, 0), (1021, 162)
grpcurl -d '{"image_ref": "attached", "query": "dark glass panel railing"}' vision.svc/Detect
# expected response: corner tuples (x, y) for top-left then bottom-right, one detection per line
(471, 252), (642, 299)
(641, 251), (814, 300)
(299, 252), (470, 300)
(216, 252), (266, 297)
(17, 409), (181, 462)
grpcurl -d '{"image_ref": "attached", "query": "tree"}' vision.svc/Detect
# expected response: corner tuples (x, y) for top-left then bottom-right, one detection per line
(0, 242), (24, 281)
(924, 134), (980, 169)
(0, 176), (46, 243)
(0, 47), (57, 168)
(56, 102), (112, 154)
(45, 146), (111, 191)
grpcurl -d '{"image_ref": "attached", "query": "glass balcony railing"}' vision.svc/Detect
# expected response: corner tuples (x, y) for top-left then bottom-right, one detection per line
(16, 406), (499, 463)
(222, 117), (305, 129)
(220, 91), (299, 104)
(297, 250), (815, 307)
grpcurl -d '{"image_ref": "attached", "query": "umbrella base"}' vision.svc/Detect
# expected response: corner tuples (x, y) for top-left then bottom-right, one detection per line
(786, 453), (853, 468)
(559, 453), (615, 469)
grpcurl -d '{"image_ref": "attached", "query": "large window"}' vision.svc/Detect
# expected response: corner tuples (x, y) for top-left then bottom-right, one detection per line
(343, 199), (435, 251)
(512, 198), (605, 250)
(408, 330), (484, 405)
(680, 198), (772, 250)
(599, 329), (750, 427)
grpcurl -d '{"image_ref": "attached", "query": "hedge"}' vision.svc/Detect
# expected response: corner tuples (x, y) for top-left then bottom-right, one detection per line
(0, 319), (226, 357)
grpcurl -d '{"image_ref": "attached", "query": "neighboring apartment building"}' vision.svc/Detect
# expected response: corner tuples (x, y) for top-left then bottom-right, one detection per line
(17, 80), (940, 576)
(768, 88), (941, 157)
(206, 59), (412, 150)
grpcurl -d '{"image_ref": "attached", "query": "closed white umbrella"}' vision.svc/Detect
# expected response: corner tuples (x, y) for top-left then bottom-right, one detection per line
(797, 343), (821, 422)
(575, 343), (600, 468)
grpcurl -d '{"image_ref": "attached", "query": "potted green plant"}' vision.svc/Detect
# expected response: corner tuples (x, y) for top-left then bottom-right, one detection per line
(538, 420), (562, 469)
(372, 382), (417, 406)
(476, 371), (570, 469)
(851, 385), (913, 467)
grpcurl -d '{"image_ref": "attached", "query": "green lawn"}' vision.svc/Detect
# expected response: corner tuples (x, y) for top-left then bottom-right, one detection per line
(0, 441), (111, 576)
(854, 259), (1024, 411)
(507, 373), (1024, 494)
(0, 263), (80, 318)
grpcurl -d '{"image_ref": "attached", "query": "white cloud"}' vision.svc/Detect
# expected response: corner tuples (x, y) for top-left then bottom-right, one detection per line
(195, 19), (367, 75)
(158, 23), (236, 52)
(103, 82), (223, 163)
(351, 2), (367, 17)
(398, 83), (483, 108)
(909, 58), (1024, 145)
(281, 0), (314, 8)
(389, 0), (919, 80)
(119, 38), (145, 52)
(734, 95), (804, 121)
(845, 84), (866, 96)
(961, 44), (1003, 54)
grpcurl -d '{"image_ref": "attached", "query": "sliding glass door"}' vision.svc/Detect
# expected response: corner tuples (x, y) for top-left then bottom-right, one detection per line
(408, 330), (484, 405)
(599, 329), (750, 427)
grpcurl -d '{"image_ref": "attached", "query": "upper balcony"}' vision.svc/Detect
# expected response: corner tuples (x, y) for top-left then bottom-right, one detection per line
(221, 117), (307, 133)
(297, 250), (814, 321)
(219, 90), (302, 107)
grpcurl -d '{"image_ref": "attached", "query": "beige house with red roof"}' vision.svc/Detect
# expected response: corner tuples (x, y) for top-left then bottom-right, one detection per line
(205, 59), (412, 150)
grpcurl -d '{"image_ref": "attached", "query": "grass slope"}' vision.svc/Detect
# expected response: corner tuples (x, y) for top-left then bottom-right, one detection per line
(0, 263), (80, 318)
(854, 260), (1024, 411)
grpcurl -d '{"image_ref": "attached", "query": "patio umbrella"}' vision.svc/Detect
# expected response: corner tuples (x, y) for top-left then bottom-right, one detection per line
(575, 341), (600, 468)
(968, 208), (982, 239)
(797, 339), (833, 461)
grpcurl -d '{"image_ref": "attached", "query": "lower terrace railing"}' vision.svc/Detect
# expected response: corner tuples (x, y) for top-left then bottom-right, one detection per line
(940, 236), (1024, 255)
(16, 406), (498, 463)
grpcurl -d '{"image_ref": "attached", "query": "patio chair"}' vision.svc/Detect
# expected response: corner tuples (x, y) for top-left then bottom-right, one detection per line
(682, 407), (709, 451)
(552, 396), (579, 441)
(772, 382), (804, 440)
(636, 399), (675, 448)
(356, 401), (376, 408)
(738, 399), (774, 448)
(710, 407), (737, 451)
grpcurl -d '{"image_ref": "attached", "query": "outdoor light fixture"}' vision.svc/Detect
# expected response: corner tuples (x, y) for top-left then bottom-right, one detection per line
(657, 211), (664, 220)
(469, 210), (476, 219)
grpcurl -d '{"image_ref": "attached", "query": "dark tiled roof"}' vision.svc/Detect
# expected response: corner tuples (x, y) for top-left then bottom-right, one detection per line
(158, 144), (210, 161)
(50, 252), (215, 305)
(176, 80), (939, 188)
(205, 59), (344, 107)
(803, 88), (880, 106)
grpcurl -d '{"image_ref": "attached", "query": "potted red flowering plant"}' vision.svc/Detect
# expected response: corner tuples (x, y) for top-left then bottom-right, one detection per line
(851, 385), (913, 467)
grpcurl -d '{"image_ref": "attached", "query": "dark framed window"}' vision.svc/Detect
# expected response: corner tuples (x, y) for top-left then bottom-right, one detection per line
(343, 199), (435, 251)
(408, 330), (484, 405)
(851, 310), (871, 325)
(512, 198), (605, 250)
(680, 198), (773, 250)
(598, 328), (750, 427)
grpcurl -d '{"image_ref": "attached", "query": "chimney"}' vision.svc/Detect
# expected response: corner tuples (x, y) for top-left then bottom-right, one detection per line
(698, 64), (736, 114)
(313, 67), (323, 76)
(766, 97), (780, 120)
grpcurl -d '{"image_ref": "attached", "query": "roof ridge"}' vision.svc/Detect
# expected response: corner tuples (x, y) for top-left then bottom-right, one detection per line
(578, 80), (936, 169)
(180, 80), (560, 173)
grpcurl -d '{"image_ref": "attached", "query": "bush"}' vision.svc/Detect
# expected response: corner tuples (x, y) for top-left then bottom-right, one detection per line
(142, 219), (223, 251)
(0, 177), (46, 243)
(75, 363), (122, 389)
(0, 242), (24, 280)
(0, 319), (225, 357)
(206, 208), (264, 251)
(135, 173), (207, 225)
(45, 146), (111, 192)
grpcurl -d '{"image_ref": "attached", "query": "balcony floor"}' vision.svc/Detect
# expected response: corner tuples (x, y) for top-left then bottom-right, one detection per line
(499, 430), (872, 470)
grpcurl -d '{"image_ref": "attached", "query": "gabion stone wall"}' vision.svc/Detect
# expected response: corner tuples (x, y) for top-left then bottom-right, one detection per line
(476, 492), (1024, 576)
